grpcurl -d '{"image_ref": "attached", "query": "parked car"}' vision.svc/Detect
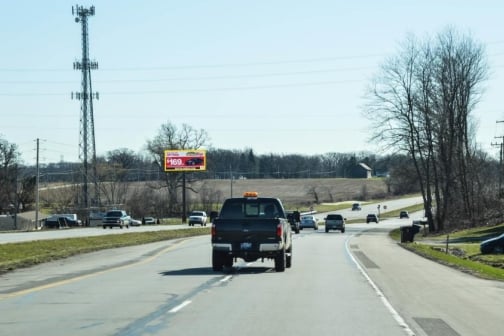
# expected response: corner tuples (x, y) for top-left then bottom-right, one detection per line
(366, 213), (379, 223)
(130, 218), (142, 226)
(324, 213), (346, 233)
(351, 203), (361, 211)
(480, 233), (504, 254)
(300, 215), (318, 230)
(188, 211), (208, 226)
(44, 215), (80, 228)
(400, 211), (409, 218)
(44, 214), (81, 228)
(142, 216), (156, 224)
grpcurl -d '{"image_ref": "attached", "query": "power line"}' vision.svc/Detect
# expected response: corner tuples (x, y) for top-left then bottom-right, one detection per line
(0, 66), (375, 84)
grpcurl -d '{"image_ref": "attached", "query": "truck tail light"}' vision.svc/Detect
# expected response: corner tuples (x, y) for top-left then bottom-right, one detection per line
(276, 223), (282, 238)
(211, 224), (216, 237)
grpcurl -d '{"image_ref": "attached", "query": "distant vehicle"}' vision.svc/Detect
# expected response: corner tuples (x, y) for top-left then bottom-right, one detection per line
(366, 214), (379, 223)
(400, 211), (409, 219)
(142, 216), (156, 224)
(44, 215), (81, 228)
(44, 214), (81, 228)
(188, 211), (207, 226)
(324, 213), (346, 233)
(480, 233), (504, 254)
(209, 211), (219, 223)
(351, 203), (361, 211)
(102, 210), (131, 229)
(130, 218), (142, 226)
(300, 215), (318, 230)
(286, 210), (300, 234)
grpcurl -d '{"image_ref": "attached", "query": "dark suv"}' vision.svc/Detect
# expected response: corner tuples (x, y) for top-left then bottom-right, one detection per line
(366, 214), (379, 223)
(286, 210), (300, 234)
(324, 213), (346, 233)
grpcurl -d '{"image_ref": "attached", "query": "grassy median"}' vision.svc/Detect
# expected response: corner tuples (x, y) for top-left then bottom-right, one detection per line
(0, 227), (210, 274)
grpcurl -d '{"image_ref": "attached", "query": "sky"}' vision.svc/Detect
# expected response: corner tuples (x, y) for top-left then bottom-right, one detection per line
(1, 0), (503, 165)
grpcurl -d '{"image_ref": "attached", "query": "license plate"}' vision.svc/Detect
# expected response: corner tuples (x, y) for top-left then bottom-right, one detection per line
(240, 242), (252, 250)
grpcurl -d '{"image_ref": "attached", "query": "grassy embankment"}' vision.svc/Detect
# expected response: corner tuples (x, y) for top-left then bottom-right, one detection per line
(0, 227), (209, 274)
(390, 223), (504, 281)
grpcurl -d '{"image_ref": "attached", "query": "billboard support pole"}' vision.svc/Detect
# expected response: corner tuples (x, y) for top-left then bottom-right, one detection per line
(182, 172), (187, 223)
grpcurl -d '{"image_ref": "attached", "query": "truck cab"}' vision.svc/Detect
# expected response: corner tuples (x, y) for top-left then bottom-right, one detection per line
(211, 192), (293, 272)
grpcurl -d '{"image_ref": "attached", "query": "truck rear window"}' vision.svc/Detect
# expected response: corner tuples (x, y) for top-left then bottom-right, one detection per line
(220, 199), (282, 218)
(106, 211), (122, 217)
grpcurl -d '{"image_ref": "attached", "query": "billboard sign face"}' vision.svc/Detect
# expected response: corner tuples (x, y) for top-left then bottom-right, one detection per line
(164, 149), (206, 172)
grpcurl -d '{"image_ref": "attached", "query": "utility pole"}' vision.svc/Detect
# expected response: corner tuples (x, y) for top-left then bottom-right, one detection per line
(35, 138), (40, 229)
(492, 136), (504, 197)
(72, 5), (100, 211)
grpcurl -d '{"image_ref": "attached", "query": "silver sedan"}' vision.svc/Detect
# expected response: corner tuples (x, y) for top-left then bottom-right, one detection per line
(299, 215), (319, 230)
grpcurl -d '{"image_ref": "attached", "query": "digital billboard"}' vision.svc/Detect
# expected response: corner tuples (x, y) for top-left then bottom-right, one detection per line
(164, 149), (206, 172)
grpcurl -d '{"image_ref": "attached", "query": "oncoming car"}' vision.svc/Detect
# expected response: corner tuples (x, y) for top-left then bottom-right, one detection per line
(300, 215), (318, 230)
(188, 211), (208, 226)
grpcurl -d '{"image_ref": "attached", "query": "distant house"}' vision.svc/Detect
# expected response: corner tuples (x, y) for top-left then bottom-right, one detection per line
(349, 163), (372, 179)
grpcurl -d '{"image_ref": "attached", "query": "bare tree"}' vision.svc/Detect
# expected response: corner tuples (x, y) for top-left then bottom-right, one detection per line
(93, 149), (143, 208)
(365, 27), (489, 232)
(146, 122), (210, 216)
(0, 136), (21, 213)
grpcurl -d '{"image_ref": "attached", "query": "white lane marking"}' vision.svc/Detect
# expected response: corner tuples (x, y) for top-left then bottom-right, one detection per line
(169, 300), (192, 313)
(220, 275), (233, 282)
(345, 236), (416, 336)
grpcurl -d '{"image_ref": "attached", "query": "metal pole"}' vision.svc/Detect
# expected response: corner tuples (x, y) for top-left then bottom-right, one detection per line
(182, 172), (187, 223)
(229, 165), (233, 197)
(35, 138), (40, 230)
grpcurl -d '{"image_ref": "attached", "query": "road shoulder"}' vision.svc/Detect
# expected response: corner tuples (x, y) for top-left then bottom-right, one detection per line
(350, 227), (504, 336)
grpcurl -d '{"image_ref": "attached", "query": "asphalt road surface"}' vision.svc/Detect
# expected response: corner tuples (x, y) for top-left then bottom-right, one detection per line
(1, 216), (502, 336)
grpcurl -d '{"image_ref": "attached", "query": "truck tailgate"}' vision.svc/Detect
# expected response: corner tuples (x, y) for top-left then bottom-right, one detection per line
(212, 218), (281, 250)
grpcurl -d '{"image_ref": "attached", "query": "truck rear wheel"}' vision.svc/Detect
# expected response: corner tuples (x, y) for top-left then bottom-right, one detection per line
(275, 248), (286, 272)
(212, 251), (224, 271)
(286, 245), (292, 268)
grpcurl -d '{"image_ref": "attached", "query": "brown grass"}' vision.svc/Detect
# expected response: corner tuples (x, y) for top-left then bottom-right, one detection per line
(196, 178), (388, 205)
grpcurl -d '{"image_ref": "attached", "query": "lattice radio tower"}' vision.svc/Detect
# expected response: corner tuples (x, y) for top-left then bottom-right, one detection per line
(72, 5), (100, 209)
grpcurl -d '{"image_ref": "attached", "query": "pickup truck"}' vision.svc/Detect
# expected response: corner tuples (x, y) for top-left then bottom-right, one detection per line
(211, 192), (293, 272)
(188, 210), (208, 226)
(102, 210), (131, 229)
